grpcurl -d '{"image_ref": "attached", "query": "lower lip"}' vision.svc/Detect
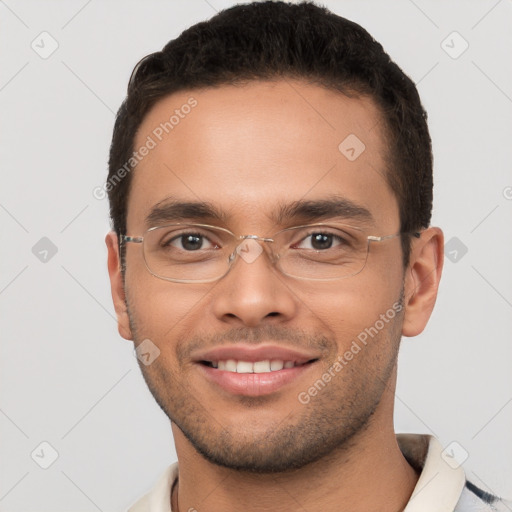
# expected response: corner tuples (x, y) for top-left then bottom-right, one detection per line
(197, 363), (314, 397)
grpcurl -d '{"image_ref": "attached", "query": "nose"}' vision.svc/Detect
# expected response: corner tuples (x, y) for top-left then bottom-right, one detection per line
(211, 237), (298, 327)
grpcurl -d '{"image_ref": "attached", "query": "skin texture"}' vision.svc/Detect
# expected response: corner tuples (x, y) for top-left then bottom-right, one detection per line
(106, 79), (444, 512)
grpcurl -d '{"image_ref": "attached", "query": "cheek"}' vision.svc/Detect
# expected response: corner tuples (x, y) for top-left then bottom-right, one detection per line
(294, 265), (403, 353)
(125, 273), (214, 345)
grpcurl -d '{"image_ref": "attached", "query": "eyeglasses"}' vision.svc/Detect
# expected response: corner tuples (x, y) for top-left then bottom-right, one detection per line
(120, 223), (420, 283)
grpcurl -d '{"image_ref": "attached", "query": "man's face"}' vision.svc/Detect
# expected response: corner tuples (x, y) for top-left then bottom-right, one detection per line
(117, 80), (409, 472)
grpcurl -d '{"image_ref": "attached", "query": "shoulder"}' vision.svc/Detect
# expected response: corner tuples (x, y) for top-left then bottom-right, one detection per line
(455, 480), (512, 511)
(126, 463), (179, 512)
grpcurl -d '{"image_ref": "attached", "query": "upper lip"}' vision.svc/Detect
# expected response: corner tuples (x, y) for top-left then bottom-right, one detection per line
(192, 344), (320, 364)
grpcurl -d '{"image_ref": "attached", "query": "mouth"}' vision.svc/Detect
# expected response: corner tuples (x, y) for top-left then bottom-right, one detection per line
(193, 345), (320, 397)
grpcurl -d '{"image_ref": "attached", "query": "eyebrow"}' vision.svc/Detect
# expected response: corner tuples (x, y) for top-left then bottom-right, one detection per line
(273, 196), (374, 226)
(144, 195), (374, 229)
(145, 198), (229, 227)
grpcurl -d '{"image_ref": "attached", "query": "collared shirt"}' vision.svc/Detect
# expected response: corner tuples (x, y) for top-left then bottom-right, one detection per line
(127, 434), (510, 511)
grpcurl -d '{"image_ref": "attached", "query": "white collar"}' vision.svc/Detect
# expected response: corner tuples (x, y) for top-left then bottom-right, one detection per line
(399, 434), (466, 511)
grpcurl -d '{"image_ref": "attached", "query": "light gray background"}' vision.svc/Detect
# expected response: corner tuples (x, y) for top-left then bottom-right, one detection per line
(1, 0), (511, 510)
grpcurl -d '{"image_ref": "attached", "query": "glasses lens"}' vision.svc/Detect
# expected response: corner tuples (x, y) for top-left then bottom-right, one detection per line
(275, 224), (369, 280)
(143, 225), (233, 282)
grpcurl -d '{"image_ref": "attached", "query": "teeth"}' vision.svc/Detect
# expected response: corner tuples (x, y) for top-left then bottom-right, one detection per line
(253, 360), (270, 373)
(270, 360), (284, 371)
(211, 359), (300, 373)
(225, 359), (237, 372)
(237, 361), (253, 373)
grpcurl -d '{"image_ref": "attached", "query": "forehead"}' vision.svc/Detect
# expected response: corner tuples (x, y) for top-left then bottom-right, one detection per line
(127, 79), (398, 232)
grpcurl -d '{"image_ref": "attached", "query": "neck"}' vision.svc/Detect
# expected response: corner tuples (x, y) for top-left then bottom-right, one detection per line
(170, 414), (419, 512)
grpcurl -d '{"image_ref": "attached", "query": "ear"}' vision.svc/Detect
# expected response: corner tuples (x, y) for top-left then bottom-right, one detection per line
(105, 232), (133, 340)
(402, 227), (444, 337)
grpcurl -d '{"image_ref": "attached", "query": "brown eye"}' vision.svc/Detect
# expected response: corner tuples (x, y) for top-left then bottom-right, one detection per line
(294, 231), (349, 251)
(178, 234), (204, 251)
(309, 233), (333, 250)
(161, 232), (216, 251)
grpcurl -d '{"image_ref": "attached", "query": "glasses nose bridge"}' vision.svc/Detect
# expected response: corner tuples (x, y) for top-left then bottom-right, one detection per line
(238, 234), (274, 243)
(234, 234), (276, 254)
(227, 233), (277, 266)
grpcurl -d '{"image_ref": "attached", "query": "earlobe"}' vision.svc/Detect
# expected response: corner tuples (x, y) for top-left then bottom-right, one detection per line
(105, 232), (133, 341)
(402, 227), (444, 337)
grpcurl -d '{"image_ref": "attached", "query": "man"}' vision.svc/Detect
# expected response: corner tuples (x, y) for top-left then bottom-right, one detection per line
(105, 2), (510, 510)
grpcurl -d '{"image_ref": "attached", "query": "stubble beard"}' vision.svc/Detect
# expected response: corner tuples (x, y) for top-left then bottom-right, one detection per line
(125, 291), (404, 474)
